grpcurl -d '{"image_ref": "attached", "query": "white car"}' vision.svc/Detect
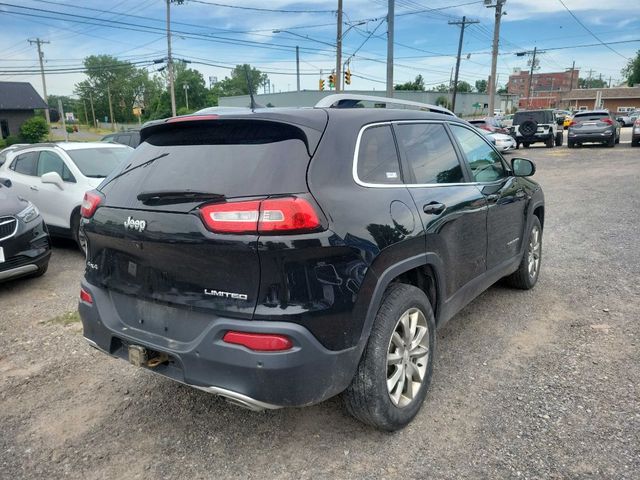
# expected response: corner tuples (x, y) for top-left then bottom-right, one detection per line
(0, 142), (132, 253)
(487, 132), (517, 153)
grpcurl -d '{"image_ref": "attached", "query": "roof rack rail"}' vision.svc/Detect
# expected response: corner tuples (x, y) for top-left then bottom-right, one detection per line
(314, 94), (455, 116)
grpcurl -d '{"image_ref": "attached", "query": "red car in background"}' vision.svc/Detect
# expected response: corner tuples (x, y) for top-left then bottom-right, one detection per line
(468, 117), (509, 134)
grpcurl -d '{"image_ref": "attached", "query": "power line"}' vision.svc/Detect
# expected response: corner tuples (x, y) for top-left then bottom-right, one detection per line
(556, 0), (629, 60)
(185, 0), (335, 14)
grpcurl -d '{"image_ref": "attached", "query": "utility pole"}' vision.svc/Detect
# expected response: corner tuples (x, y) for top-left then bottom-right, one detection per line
(449, 16), (479, 113)
(88, 91), (96, 129)
(296, 45), (300, 92)
(386, 0), (395, 97)
(486, 0), (506, 118)
(107, 83), (115, 131)
(568, 60), (576, 90)
(28, 38), (50, 125)
(336, 0), (343, 92)
(586, 68), (594, 89)
(82, 99), (89, 126)
(166, 0), (177, 117)
(58, 99), (68, 142)
(608, 76), (612, 88)
(526, 47), (537, 108)
(183, 83), (189, 110)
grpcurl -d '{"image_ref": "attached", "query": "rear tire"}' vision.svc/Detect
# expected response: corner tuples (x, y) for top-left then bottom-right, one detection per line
(606, 135), (615, 148)
(567, 140), (575, 148)
(546, 135), (554, 148)
(344, 283), (435, 431)
(523, 142), (531, 149)
(71, 212), (87, 258)
(504, 216), (542, 290)
(555, 132), (563, 146)
(632, 139), (639, 147)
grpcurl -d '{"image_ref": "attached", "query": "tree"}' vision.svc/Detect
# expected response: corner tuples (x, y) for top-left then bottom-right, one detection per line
(432, 83), (449, 93)
(216, 64), (268, 97)
(456, 81), (472, 93)
(435, 96), (451, 109)
(20, 116), (49, 143)
(74, 55), (153, 124)
(578, 77), (607, 89)
(622, 50), (640, 87)
(394, 75), (425, 91)
(475, 79), (487, 93)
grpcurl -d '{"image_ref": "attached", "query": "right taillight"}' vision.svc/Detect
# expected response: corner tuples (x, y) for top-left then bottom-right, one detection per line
(569, 120), (576, 126)
(81, 190), (104, 218)
(199, 197), (322, 234)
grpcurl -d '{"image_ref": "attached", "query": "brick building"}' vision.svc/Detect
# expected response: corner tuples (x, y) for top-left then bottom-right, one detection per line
(507, 68), (579, 109)
(560, 86), (640, 113)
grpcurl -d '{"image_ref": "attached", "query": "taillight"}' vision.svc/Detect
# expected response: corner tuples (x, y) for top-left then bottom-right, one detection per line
(601, 117), (614, 125)
(222, 331), (293, 351)
(81, 190), (103, 218)
(635, 119), (640, 126)
(569, 121), (577, 127)
(199, 197), (322, 234)
(80, 288), (93, 304)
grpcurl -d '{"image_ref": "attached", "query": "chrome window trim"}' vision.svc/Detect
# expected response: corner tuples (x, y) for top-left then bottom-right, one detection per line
(0, 216), (18, 242)
(352, 120), (491, 189)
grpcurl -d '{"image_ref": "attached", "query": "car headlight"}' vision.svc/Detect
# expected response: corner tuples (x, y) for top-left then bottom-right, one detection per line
(17, 202), (40, 223)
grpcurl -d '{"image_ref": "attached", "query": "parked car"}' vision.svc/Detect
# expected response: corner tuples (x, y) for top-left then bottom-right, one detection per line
(567, 110), (620, 148)
(101, 130), (140, 148)
(632, 118), (640, 147)
(563, 115), (573, 130)
(501, 114), (514, 128)
(0, 176), (50, 282)
(0, 142), (132, 254)
(468, 117), (509, 134)
(616, 111), (639, 127)
(78, 96), (544, 431)
(0, 144), (29, 166)
(511, 109), (563, 148)
(485, 131), (517, 153)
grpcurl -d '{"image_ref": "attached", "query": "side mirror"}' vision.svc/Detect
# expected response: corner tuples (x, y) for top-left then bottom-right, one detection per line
(41, 171), (64, 189)
(511, 158), (536, 177)
(0, 177), (11, 188)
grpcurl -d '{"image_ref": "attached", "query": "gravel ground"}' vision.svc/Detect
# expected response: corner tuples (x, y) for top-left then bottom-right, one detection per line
(1, 129), (639, 479)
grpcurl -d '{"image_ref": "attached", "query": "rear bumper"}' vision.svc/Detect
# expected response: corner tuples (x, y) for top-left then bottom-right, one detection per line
(568, 130), (614, 143)
(79, 281), (360, 408)
(515, 132), (553, 143)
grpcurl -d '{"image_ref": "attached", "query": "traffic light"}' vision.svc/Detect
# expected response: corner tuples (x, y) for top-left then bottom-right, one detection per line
(319, 79), (325, 91)
(328, 73), (335, 89)
(344, 69), (352, 85)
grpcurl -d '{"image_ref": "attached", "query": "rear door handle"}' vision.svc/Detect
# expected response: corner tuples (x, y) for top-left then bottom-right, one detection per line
(423, 202), (446, 215)
(30, 185), (38, 191)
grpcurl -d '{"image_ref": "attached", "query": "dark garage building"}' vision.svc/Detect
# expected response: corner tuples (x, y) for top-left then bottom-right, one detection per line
(0, 81), (48, 139)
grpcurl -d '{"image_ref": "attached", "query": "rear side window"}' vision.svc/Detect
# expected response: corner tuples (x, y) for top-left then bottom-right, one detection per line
(37, 151), (75, 182)
(10, 151), (38, 176)
(395, 123), (464, 184)
(101, 121), (313, 208)
(357, 125), (402, 184)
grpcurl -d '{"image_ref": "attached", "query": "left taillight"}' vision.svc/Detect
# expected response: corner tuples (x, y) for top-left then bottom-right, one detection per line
(601, 117), (614, 125)
(199, 197), (322, 235)
(80, 288), (93, 304)
(81, 190), (103, 218)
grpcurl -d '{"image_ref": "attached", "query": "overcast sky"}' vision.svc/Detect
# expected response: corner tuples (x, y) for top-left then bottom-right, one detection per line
(0, 0), (638, 99)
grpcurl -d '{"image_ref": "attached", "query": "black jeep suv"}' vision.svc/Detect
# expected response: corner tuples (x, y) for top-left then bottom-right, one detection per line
(79, 96), (544, 430)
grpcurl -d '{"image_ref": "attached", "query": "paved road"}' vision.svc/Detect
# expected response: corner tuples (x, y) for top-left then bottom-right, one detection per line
(1, 138), (638, 479)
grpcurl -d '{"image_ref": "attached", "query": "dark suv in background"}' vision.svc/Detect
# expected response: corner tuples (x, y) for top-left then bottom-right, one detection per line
(79, 95), (544, 430)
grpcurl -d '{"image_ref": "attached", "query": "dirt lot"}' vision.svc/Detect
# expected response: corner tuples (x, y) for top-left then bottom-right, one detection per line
(1, 130), (639, 479)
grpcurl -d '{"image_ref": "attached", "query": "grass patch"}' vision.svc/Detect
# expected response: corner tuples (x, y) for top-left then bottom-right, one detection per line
(44, 310), (81, 326)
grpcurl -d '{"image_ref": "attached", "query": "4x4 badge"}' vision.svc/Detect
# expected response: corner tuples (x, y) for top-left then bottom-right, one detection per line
(124, 216), (146, 232)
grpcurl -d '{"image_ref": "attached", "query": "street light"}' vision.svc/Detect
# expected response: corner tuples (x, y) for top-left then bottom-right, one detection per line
(183, 83), (189, 110)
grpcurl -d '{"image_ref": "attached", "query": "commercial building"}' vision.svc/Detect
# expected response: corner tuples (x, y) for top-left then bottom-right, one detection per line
(560, 86), (640, 113)
(218, 90), (518, 117)
(507, 68), (579, 109)
(0, 81), (48, 139)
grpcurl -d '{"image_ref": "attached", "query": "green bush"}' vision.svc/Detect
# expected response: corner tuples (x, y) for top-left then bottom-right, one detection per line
(66, 125), (74, 134)
(0, 138), (5, 149)
(19, 116), (49, 143)
(5, 135), (21, 146)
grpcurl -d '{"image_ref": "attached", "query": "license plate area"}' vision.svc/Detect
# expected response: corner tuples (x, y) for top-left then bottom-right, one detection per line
(128, 344), (170, 368)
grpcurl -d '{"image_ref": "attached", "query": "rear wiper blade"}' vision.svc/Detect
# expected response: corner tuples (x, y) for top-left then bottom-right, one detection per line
(137, 190), (225, 205)
(102, 152), (170, 188)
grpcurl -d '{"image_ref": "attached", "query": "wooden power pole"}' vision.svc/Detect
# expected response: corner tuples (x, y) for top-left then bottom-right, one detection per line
(449, 16), (479, 113)
(28, 38), (50, 125)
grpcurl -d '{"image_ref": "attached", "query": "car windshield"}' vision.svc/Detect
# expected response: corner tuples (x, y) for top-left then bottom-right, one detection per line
(66, 147), (132, 178)
(514, 111), (550, 125)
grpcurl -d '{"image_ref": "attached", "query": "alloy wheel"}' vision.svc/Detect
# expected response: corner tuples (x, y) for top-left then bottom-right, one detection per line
(386, 308), (429, 408)
(528, 225), (541, 278)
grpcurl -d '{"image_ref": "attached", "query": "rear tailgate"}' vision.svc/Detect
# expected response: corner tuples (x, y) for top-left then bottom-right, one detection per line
(83, 117), (326, 319)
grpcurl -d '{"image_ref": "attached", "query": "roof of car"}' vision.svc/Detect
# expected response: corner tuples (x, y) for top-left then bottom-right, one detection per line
(9, 142), (132, 154)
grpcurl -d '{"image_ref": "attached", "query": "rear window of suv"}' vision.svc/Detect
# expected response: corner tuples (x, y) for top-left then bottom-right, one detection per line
(513, 111), (552, 125)
(100, 120), (312, 210)
(573, 111), (610, 122)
